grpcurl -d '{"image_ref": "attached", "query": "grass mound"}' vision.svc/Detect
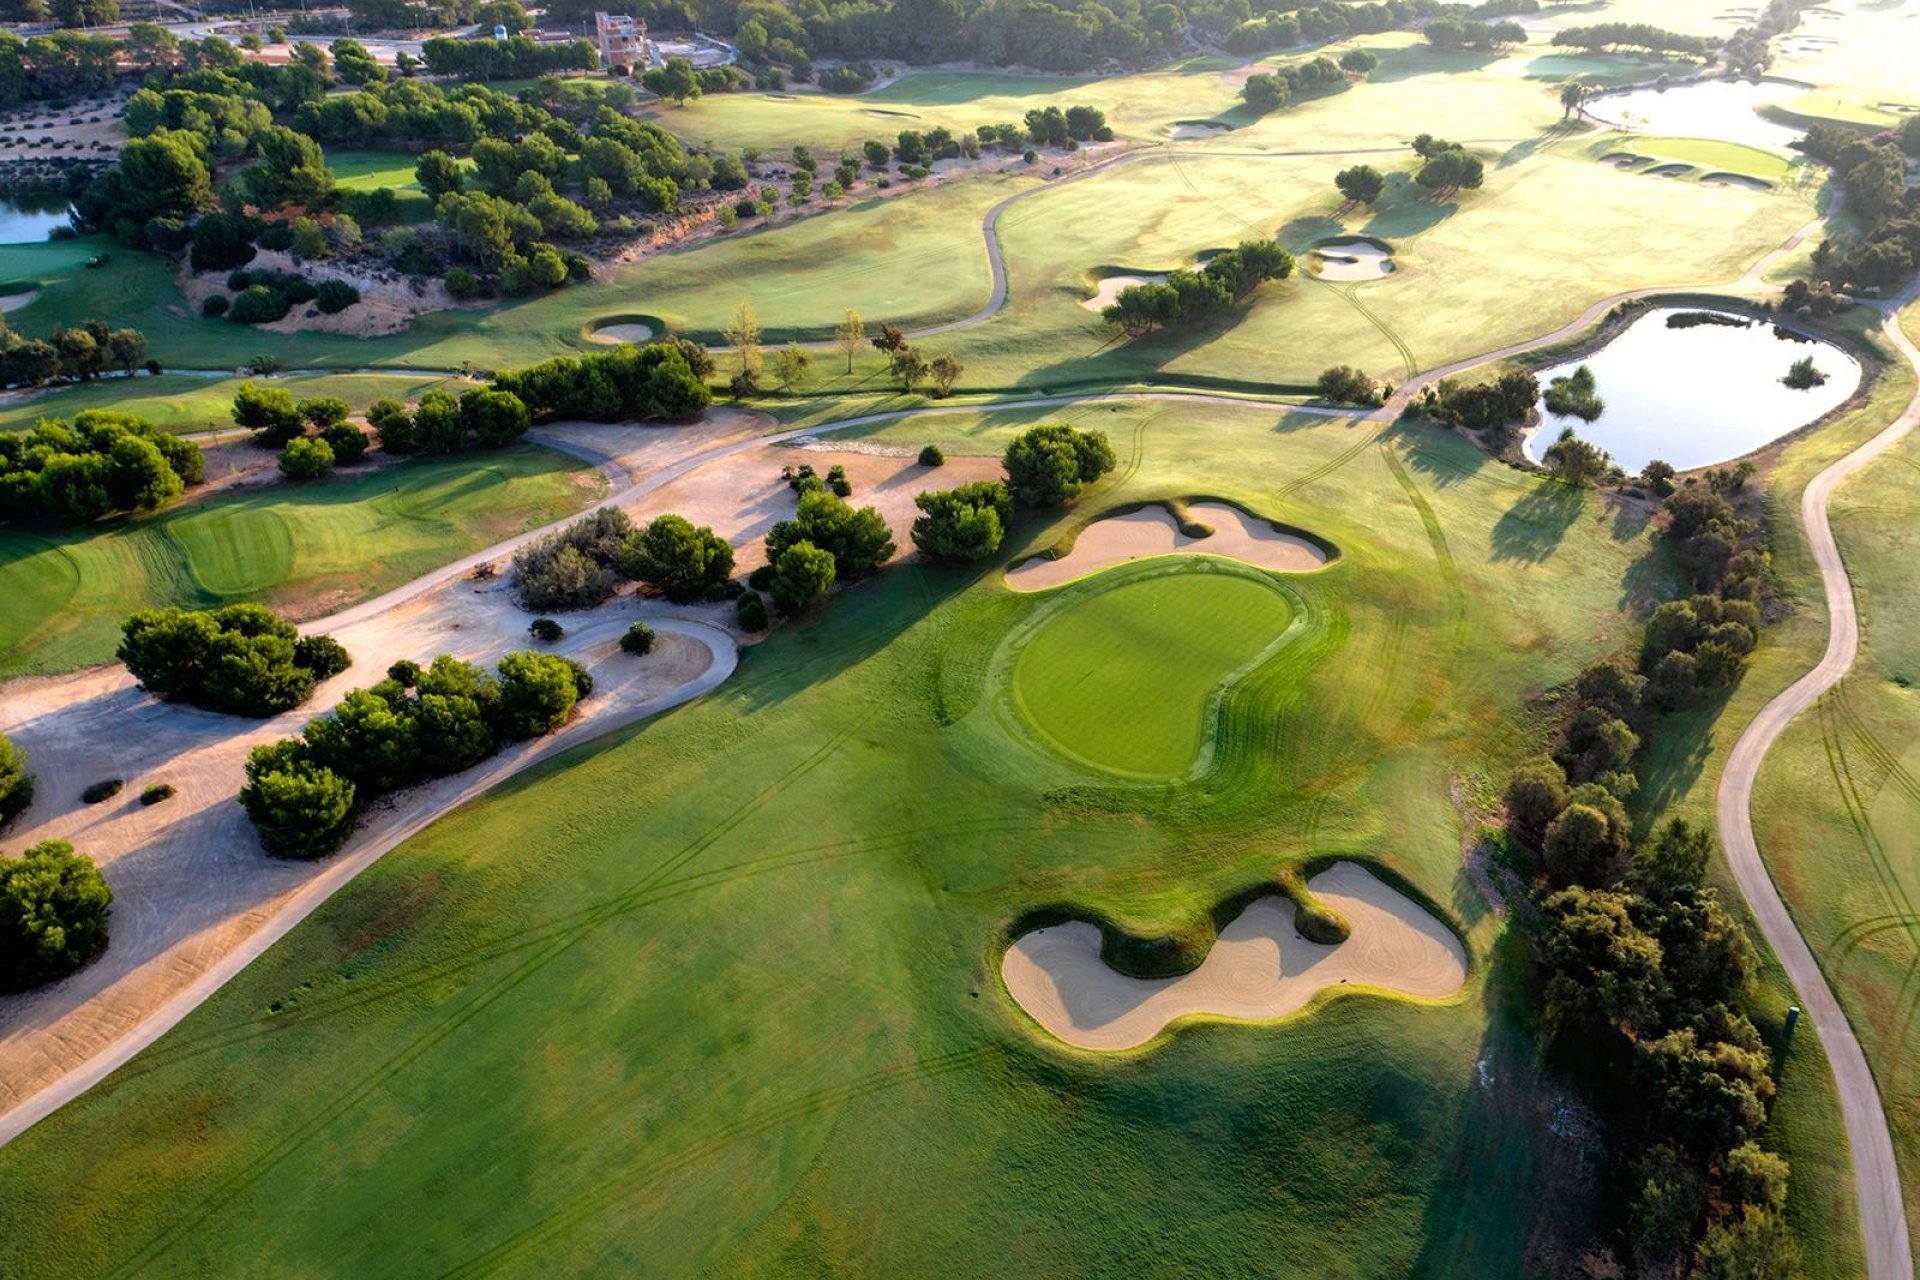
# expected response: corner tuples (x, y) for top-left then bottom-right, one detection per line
(1009, 566), (1295, 777)
(1279, 867), (1352, 944)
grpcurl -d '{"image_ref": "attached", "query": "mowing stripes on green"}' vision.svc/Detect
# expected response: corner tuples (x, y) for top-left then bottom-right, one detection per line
(1010, 567), (1295, 778)
(169, 508), (297, 598)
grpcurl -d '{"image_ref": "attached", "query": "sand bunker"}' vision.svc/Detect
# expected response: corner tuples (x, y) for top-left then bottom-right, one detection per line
(1170, 121), (1231, 139)
(590, 322), (655, 344)
(1310, 237), (1395, 281)
(1080, 273), (1166, 311)
(1645, 163), (1694, 178)
(1002, 862), (1469, 1051)
(1602, 151), (1652, 169)
(1701, 172), (1774, 190)
(1006, 501), (1328, 592)
(0, 289), (36, 312)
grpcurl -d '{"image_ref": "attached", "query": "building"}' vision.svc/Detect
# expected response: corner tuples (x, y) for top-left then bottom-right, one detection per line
(594, 12), (648, 71)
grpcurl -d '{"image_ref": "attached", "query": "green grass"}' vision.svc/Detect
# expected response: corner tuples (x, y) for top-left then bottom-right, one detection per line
(0, 445), (605, 677)
(0, 372), (471, 435)
(1616, 135), (1799, 182)
(1008, 564), (1298, 777)
(1780, 93), (1900, 128)
(327, 148), (460, 223)
(0, 399), (1728, 1275)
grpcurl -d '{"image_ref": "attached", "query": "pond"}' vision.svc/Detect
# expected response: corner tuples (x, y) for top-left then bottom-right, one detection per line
(0, 195), (73, 244)
(1523, 306), (1862, 473)
(1583, 78), (1803, 150)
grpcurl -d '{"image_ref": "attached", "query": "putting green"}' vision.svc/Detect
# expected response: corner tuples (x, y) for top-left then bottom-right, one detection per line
(1010, 567), (1295, 777)
(167, 507), (297, 597)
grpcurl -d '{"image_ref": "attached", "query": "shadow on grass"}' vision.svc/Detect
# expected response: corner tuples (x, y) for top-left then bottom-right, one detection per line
(1631, 696), (1725, 825)
(1362, 173), (1462, 238)
(1489, 481), (1585, 562)
(1389, 421), (1498, 489)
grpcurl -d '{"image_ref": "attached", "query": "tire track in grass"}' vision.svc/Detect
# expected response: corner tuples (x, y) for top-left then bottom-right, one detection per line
(434, 1047), (994, 1279)
(1274, 420), (1386, 500)
(1379, 439), (1469, 740)
(107, 710), (885, 1278)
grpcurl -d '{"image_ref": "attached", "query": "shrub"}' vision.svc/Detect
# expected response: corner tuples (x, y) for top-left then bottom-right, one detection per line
(232, 381), (303, 445)
(81, 778), (122, 805)
(510, 507), (633, 611)
(0, 731), (32, 825)
(321, 421), (370, 464)
(736, 592), (768, 631)
(1002, 424), (1116, 507)
(294, 634), (353, 680)
(445, 267), (487, 300)
(139, 783), (176, 805)
(229, 284), (291, 325)
(459, 388), (531, 448)
(201, 294), (230, 318)
(314, 279), (360, 314)
(1316, 365), (1376, 404)
(493, 650), (584, 738)
(826, 464), (852, 497)
(529, 617), (564, 642)
(619, 513), (736, 602)
(278, 436), (335, 480)
(917, 443), (944, 467)
(118, 603), (347, 717)
(367, 398), (415, 453)
(765, 489), (895, 575)
(620, 622), (655, 654)
(239, 752), (357, 859)
(0, 840), (112, 991)
(911, 481), (1012, 562)
(769, 540), (836, 612)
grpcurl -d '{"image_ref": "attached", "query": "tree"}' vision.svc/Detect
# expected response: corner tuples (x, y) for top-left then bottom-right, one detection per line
(643, 56), (701, 105)
(1538, 886), (1663, 1036)
(1334, 163), (1385, 206)
(769, 540), (835, 611)
(413, 390), (465, 453)
(1543, 795), (1628, 886)
(0, 841), (112, 992)
(241, 125), (335, 210)
(772, 342), (813, 393)
(1415, 148), (1484, 195)
(278, 436), (335, 480)
(0, 730), (32, 825)
(239, 751), (356, 859)
(1504, 757), (1569, 843)
(890, 346), (930, 394)
(1560, 80), (1586, 118)
(929, 352), (964, 397)
(416, 149), (464, 198)
(835, 309), (865, 373)
(1694, 1207), (1799, 1280)
(1339, 48), (1379, 76)
(1317, 364), (1376, 403)
(723, 299), (762, 391)
(298, 396), (351, 430)
(911, 481), (1012, 562)
(459, 388), (531, 447)
(1543, 428), (1612, 486)
(1243, 72), (1290, 114)
(232, 381), (303, 446)
(619, 513), (735, 602)
(321, 421), (370, 465)
(119, 603), (345, 716)
(1002, 424), (1116, 507)
(1632, 818), (1713, 900)
(766, 489), (895, 574)
(492, 650), (585, 738)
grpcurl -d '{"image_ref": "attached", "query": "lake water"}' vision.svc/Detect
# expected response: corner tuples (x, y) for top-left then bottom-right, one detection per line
(0, 196), (73, 244)
(1583, 78), (1803, 150)
(1524, 306), (1862, 473)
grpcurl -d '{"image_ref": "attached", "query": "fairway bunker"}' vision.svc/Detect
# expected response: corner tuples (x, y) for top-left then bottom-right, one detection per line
(1309, 236), (1396, 281)
(1080, 273), (1167, 312)
(588, 320), (658, 344)
(1601, 151), (1653, 169)
(1644, 163), (1694, 178)
(1701, 172), (1774, 190)
(1169, 120), (1233, 138)
(1001, 862), (1469, 1051)
(1007, 500), (1329, 591)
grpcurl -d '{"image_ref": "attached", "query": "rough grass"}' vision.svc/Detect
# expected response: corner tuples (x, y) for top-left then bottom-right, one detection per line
(0, 445), (604, 677)
(0, 399), (1750, 1277)
(1007, 563), (1297, 777)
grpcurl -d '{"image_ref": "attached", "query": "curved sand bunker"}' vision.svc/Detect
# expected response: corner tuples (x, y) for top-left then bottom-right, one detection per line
(590, 322), (656, 344)
(1080, 273), (1167, 312)
(1005, 501), (1328, 592)
(1701, 172), (1773, 191)
(1002, 862), (1469, 1051)
(1170, 120), (1232, 139)
(1644, 163), (1694, 179)
(1310, 237), (1395, 281)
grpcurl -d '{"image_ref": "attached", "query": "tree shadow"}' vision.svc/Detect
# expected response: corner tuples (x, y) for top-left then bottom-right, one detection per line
(1277, 213), (1346, 251)
(1365, 47), (1504, 84)
(1361, 174), (1462, 238)
(1489, 481), (1585, 563)
(1497, 123), (1583, 169)
(1630, 697), (1726, 825)
(1391, 424), (1497, 489)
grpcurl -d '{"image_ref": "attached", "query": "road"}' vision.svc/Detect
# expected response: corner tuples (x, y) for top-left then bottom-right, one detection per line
(1715, 284), (1920, 1280)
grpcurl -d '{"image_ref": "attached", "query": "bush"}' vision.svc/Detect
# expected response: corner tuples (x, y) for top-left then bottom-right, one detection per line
(492, 343), (712, 424)
(493, 650), (584, 738)
(1002, 424), (1116, 507)
(314, 279), (360, 314)
(0, 731), (32, 825)
(736, 592), (768, 631)
(229, 284), (291, 325)
(1316, 365), (1376, 404)
(510, 507), (633, 611)
(81, 778), (122, 805)
(619, 513), (736, 602)
(320, 421), (370, 464)
(239, 753), (357, 859)
(201, 294), (230, 318)
(118, 603), (348, 717)
(294, 634), (353, 680)
(367, 398), (415, 453)
(278, 436), (335, 480)
(769, 540), (836, 612)
(917, 443), (944, 467)
(911, 481), (1012, 562)
(0, 840), (112, 991)
(445, 267), (487, 300)
(139, 783), (176, 806)
(620, 622), (655, 654)
(529, 617), (564, 642)
(765, 489), (895, 576)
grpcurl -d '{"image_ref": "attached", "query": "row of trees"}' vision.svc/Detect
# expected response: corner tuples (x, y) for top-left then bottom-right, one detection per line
(0, 317), (149, 392)
(0, 410), (200, 525)
(494, 340), (713, 423)
(1549, 22), (1710, 56)
(118, 604), (352, 717)
(1422, 16), (1526, 50)
(1416, 368), (1538, 434)
(240, 650), (592, 858)
(1794, 123), (1920, 292)
(1241, 55), (1350, 115)
(1101, 240), (1295, 336)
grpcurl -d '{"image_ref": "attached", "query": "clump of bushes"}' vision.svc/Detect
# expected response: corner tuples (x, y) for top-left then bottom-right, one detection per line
(510, 507), (633, 611)
(620, 621), (655, 654)
(240, 650), (593, 859)
(1417, 369), (1539, 438)
(1316, 364), (1380, 406)
(618, 513), (735, 603)
(736, 592), (768, 631)
(493, 342), (712, 423)
(118, 604), (351, 717)
(1001, 423), (1116, 507)
(766, 489), (895, 579)
(0, 411), (204, 525)
(911, 480), (1012, 562)
(1101, 240), (1294, 336)
(1, 839), (112, 992)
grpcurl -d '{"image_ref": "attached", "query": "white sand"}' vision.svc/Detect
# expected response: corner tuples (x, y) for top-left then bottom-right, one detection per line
(1001, 861), (1468, 1051)
(1700, 173), (1774, 191)
(1170, 121), (1231, 139)
(0, 289), (35, 312)
(1311, 239), (1396, 282)
(1005, 501), (1328, 592)
(1080, 274), (1167, 312)
(590, 322), (656, 344)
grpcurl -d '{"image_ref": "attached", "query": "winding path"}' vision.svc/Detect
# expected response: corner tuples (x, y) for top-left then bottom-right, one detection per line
(1715, 285), (1920, 1280)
